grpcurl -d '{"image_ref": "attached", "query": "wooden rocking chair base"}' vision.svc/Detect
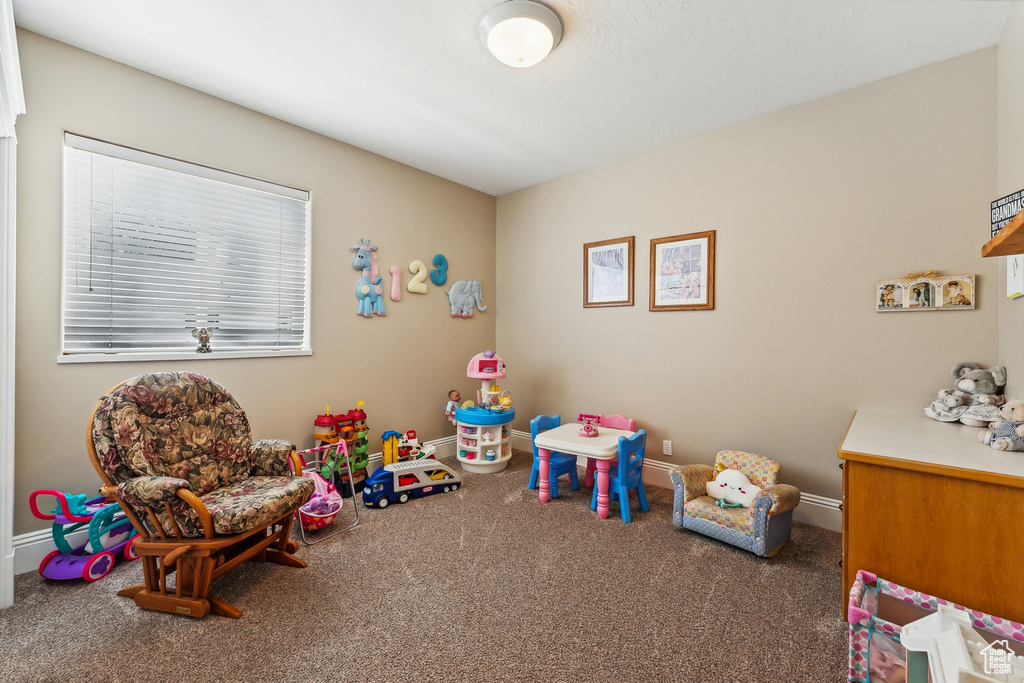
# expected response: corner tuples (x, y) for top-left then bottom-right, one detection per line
(117, 512), (305, 619)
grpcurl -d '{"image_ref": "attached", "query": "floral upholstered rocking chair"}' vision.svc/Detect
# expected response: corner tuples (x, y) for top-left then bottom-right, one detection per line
(87, 372), (314, 618)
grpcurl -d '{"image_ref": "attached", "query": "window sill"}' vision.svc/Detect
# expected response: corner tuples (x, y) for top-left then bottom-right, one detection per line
(57, 348), (312, 364)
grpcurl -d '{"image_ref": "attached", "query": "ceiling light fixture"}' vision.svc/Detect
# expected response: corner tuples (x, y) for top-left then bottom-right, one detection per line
(479, 0), (563, 68)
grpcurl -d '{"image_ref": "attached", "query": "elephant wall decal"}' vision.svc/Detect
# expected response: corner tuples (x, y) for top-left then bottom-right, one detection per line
(446, 280), (487, 318)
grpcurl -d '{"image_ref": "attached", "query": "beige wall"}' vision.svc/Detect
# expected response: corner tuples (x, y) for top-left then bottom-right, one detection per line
(496, 48), (999, 501)
(999, 3), (1024, 397)
(12, 28), (1014, 534)
(13, 31), (497, 535)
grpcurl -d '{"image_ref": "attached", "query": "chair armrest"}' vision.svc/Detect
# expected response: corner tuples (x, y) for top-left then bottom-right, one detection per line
(756, 484), (800, 515)
(117, 476), (191, 508)
(670, 464), (714, 503)
(111, 477), (222, 540)
(251, 439), (298, 476)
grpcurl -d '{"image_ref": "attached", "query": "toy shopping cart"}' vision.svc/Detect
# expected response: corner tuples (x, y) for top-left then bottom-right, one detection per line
(295, 440), (360, 545)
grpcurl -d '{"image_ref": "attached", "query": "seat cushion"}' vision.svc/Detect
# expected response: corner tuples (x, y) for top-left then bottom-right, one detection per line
(683, 496), (755, 535)
(197, 476), (315, 535)
(154, 476), (313, 537)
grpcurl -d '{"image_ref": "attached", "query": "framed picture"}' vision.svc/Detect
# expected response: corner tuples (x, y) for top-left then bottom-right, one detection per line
(584, 236), (634, 308)
(649, 230), (715, 311)
(875, 274), (975, 311)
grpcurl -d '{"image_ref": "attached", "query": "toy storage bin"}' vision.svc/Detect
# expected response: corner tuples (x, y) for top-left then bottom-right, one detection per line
(847, 569), (1024, 683)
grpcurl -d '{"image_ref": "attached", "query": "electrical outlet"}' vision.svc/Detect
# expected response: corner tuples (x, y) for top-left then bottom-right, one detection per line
(663, 440), (672, 456)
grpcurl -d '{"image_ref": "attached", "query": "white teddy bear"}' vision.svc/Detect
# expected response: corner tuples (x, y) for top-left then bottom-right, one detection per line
(979, 399), (1024, 451)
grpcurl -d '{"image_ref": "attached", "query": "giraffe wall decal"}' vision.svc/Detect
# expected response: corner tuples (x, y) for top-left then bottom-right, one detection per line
(351, 238), (387, 317)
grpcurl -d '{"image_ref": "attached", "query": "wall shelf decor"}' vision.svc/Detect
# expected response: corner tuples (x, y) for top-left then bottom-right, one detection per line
(982, 207), (1024, 257)
(876, 273), (975, 311)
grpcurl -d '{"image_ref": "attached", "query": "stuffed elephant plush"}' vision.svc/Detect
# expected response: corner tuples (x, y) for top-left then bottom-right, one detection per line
(447, 280), (487, 318)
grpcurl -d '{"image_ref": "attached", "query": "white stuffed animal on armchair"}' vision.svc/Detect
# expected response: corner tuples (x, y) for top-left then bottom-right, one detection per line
(705, 467), (762, 508)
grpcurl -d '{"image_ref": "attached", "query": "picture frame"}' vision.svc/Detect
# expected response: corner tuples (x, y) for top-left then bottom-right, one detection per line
(584, 236), (634, 308)
(875, 274), (975, 311)
(649, 230), (715, 311)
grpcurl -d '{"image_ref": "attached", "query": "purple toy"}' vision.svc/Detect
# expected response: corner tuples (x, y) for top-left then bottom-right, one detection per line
(29, 490), (138, 582)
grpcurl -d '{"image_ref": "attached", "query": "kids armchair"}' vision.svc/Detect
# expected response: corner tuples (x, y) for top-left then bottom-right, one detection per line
(671, 450), (800, 557)
(528, 414), (579, 498)
(87, 371), (315, 619)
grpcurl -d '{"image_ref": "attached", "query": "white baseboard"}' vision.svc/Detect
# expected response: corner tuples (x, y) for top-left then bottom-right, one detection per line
(513, 429), (842, 533)
(511, 430), (532, 452)
(640, 459), (842, 532)
(13, 527), (77, 576)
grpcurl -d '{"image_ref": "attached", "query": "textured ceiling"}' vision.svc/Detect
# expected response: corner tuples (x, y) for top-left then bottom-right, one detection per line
(12, 0), (1014, 196)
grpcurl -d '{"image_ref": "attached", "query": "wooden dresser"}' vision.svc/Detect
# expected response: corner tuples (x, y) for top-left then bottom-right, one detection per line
(838, 410), (1024, 623)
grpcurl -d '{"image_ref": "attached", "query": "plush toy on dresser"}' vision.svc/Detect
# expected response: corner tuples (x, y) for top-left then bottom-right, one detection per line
(979, 399), (1024, 451)
(925, 362), (1006, 426)
(949, 362), (1006, 405)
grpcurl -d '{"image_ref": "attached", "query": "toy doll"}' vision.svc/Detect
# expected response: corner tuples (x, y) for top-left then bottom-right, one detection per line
(445, 389), (461, 423)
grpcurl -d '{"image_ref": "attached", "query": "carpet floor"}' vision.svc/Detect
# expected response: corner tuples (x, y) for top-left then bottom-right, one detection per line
(0, 452), (848, 682)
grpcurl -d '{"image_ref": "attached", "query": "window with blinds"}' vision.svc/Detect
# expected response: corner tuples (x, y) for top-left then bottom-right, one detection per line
(61, 133), (311, 361)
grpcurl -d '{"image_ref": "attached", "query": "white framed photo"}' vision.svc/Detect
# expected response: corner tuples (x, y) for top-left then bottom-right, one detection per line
(584, 236), (634, 308)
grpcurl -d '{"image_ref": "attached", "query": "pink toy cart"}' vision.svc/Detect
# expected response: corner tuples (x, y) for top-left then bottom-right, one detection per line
(295, 441), (360, 545)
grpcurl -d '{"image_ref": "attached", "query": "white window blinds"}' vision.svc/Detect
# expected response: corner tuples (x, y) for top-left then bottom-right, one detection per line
(62, 133), (310, 359)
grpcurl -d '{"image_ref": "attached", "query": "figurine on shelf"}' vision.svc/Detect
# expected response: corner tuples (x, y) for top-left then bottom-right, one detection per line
(192, 327), (212, 353)
(446, 389), (461, 423)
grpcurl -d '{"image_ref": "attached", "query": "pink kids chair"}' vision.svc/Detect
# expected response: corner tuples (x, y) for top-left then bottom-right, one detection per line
(583, 414), (636, 487)
(590, 430), (648, 523)
(528, 414), (579, 498)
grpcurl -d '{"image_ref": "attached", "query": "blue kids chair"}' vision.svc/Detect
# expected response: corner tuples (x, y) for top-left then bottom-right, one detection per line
(583, 413), (636, 487)
(591, 430), (648, 523)
(528, 414), (579, 499)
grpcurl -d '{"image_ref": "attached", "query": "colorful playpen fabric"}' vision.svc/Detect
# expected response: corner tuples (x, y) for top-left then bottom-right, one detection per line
(847, 569), (1024, 682)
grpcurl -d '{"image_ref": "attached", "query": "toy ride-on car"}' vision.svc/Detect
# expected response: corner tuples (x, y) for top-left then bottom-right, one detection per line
(29, 489), (138, 582)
